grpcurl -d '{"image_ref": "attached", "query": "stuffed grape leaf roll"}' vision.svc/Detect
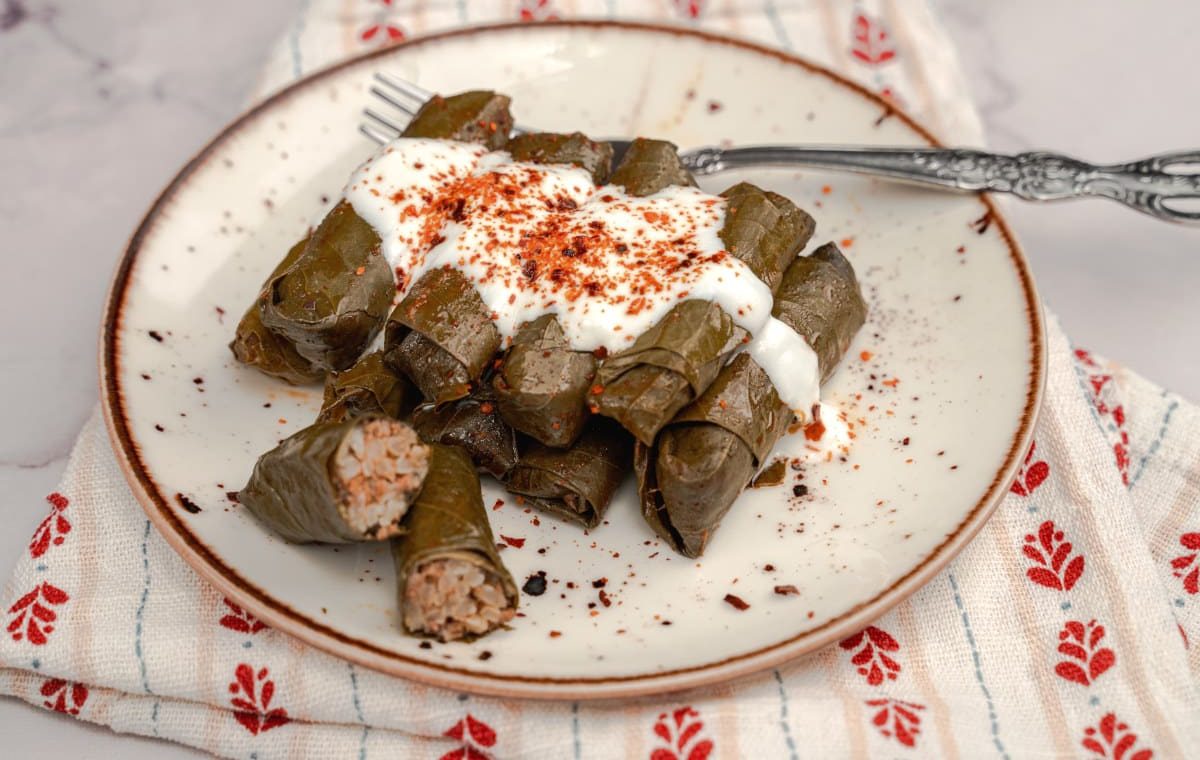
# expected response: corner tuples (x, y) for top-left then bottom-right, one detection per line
(594, 181), (815, 445)
(239, 415), (431, 544)
(638, 243), (866, 557)
(392, 444), (518, 641)
(316, 350), (411, 424)
(411, 387), (520, 480)
(488, 131), (614, 447)
(229, 235), (324, 385)
(504, 418), (633, 529)
(255, 91), (514, 373)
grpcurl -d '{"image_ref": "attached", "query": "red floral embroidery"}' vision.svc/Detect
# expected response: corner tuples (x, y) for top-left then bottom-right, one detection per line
(673, 0), (704, 18)
(839, 626), (901, 685)
(440, 713), (497, 760)
(518, 0), (558, 22)
(850, 13), (896, 65)
(1010, 441), (1050, 496)
(360, 0), (404, 44)
(228, 664), (290, 735)
(1171, 532), (1200, 594)
(865, 698), (924, 748)
(1055, 620), (1115, 686)
(6, 582), (69, 645)
(360, 23), (405, 43)
(650, 706), (713, 760)
(1074, 349), (1132, 485)
(1082, 713), (1153, 759)
(40, 678), (88, 715)
(220, 597), (268, 634)
(29, 492), (71, 559)
(1023, 520), (1085, 591)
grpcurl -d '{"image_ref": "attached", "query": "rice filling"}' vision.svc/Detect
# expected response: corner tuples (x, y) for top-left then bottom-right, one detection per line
(333, 418), (430, 539)
(403, 556), (516, 641)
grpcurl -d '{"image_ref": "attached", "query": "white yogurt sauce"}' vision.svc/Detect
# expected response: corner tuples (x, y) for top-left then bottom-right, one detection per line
(344, 137), (820, 413)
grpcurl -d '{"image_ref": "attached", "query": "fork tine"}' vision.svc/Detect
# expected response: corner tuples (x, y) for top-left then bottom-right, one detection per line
(359, 123), (395, 145)
(364, 107), (405, 134)
(369, 85), (421, 118)
(373, 72), (435, 104)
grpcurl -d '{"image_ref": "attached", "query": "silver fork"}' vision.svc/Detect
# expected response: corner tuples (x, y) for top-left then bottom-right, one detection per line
(363, 73), (1200, 224)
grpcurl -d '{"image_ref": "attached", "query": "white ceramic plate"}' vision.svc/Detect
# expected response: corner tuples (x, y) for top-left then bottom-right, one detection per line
(100, 22), (1044, 699)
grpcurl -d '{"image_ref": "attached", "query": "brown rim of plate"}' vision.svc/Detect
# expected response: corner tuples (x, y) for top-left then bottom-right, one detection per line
(99, 19), (1046, 700)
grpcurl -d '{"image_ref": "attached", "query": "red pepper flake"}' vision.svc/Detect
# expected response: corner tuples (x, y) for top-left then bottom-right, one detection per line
(860, 350), (873, 361)
(774, 585), (800, 596)
(763, 564), (775, 572)
(278, 418), (287, 425)
(148, 330), (164, 342)
(521, 259), (538, 281)
(724, 593), (750, 611)
(803, 420), (826, 442)
(598, 589), (612, 607)
(821, 185), (833, 195)
(491, 499), (504, 511)
(479, 402), (495, 414)
(718, 399), (728, 409)
(226, 491), (240, 504)
(592, 346), (608, 359)
(707, 100), (723, 113)
(590, 384), (604, 395)
(956, 245), (966, 254)
(882, 377), (900, 388)
(549, 630), (562, 638)
(500, 535), (525, 548)
(840, 237), (855, 248)
(354, 266), (366, 275)
(591, 578), (608, 588)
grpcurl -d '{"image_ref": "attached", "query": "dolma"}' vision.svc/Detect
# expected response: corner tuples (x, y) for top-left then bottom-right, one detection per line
(383, 267), (501, 405)
(638, 243), (866, 557)
(485, 133), (612, 447)
(240, 415), (431, 544)
(504, 419), (633, 529)
(494, 315), (598, 448)
(594, 182), (816, 445)
(393, 444), (519, 641)
(489, 129), (614, 444)
(229, 236), (324, 384)
(317, 351), (411, 424)
(258, 91), (513, 372)
(607, 137), (697, 194)
(505, 131), (615, 184)
(411, 387), (519, 479)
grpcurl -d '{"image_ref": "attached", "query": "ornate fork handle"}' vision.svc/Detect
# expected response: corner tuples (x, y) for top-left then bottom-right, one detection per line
(683, 147), (1200, 223)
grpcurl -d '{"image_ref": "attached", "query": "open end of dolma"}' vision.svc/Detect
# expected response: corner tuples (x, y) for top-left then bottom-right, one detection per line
(332, 418), (430, 539)
(402, 554), (516, 642)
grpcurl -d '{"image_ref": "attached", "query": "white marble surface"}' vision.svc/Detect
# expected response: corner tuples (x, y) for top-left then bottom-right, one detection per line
(1, 0), (1196, 755)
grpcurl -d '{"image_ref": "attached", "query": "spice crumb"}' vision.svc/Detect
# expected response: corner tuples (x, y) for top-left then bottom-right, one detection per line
(175, 493), (201, 514)
(522, 572), (547, 596)
(723, 593), (750, 611)
(774, 585), (800, 596)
